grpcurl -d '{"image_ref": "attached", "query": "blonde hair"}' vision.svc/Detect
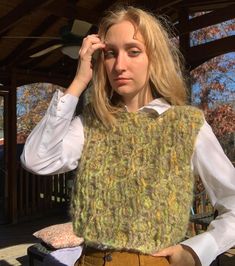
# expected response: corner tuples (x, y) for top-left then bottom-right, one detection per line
(91, 6), (188, 127)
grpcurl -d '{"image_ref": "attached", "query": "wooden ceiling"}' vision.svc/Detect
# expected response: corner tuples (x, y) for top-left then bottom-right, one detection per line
(0, 0), (235, 87)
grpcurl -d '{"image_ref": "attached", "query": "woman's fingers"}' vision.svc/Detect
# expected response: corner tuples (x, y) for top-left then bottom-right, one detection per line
(152, 245), (200, 266)
(80, 43), (105, 61)
(153, 246), (174, 257)
(79, 35), (105, 59)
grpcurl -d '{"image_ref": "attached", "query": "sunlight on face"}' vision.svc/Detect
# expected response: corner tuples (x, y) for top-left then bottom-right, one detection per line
(104, 20), (150, 105)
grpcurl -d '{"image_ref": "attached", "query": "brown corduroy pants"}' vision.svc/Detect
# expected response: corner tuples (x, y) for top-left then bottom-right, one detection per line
(74, 247), (170, 266)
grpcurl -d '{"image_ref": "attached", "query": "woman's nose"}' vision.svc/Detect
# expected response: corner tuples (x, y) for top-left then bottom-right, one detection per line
(114, 53), (127, 72)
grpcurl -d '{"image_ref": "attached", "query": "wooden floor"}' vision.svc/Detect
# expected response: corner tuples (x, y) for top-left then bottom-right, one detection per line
(0, 216), (235, 266)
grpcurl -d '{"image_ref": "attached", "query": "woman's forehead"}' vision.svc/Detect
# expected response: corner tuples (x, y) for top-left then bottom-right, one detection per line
(104, 20), (144, 44)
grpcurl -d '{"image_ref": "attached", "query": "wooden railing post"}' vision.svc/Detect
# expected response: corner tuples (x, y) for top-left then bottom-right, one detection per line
(8, 71), (18, 223)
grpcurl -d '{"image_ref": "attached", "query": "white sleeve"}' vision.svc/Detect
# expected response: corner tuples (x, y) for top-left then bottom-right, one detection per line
(20, 90), (85, 175)
(181, 121), (235, 266)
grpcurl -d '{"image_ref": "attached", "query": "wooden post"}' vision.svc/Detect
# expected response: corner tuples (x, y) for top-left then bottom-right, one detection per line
(8, 70), (18, 223)
(179, 7), (190, 60)
(4, 68), (72, 223)
(178, 5), (191, 103)
(0, 87), (9, 223)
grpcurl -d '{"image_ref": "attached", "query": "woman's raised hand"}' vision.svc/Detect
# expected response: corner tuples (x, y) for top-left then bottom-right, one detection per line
(65, 34), (105, 97)
(77, 34), (105, 88)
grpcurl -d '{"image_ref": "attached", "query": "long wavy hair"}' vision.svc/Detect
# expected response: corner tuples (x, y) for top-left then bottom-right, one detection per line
(91, 6), (188, 127)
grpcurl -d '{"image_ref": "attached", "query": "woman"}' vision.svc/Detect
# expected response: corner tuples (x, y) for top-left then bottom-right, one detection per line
(21, 6), (235, 266)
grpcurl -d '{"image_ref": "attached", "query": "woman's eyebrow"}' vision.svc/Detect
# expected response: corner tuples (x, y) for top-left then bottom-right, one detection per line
(104, 42), (116, 48)
(125, 42), (143, 48)
(104, 41), (144, 48)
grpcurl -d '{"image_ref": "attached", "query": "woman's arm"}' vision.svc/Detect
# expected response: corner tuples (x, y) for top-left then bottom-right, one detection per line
(181, 120), (235, 266)
(21, 34), (105, 175)
(153, 120), (235, 266)
(21, 90), (84, 175)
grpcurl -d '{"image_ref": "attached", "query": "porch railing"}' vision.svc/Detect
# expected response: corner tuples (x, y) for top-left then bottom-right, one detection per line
(16, 163), (75, 222)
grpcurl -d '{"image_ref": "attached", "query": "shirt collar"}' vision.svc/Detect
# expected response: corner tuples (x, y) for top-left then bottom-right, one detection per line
(139, 97), (171, 115)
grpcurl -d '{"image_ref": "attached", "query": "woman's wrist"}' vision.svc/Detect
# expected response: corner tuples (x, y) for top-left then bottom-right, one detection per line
(181, 244), (202, 266)
(65, 77), (88, 98)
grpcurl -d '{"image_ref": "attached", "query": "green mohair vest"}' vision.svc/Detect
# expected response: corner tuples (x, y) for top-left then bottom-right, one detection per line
(71, 105), (204, 254)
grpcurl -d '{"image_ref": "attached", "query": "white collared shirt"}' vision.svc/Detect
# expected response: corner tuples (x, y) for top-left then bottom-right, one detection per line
(21, 90), (235, 266)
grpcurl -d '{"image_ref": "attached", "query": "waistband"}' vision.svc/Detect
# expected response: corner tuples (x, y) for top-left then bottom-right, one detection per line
(81, 245), (170, 266)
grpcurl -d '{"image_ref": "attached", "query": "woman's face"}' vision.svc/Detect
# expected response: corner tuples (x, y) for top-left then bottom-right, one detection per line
(103, 20), (150, 103)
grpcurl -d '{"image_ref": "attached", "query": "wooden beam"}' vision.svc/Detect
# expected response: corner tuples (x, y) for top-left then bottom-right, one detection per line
(0, 15), (60, 67)
(12, 68), (71, 88)
(185, 0), (234, 6)
(183, 0), (235, 13)
(176, 4), (235, 34)
(20, 58), (43, 71)
(0, 71), (11, 86)
(189, 4), (235, 30)
(0, 0), (55, 34)
(47, 57), (68, 71)
(188, 35), (235, 69)
(47, 56), (76, 76)
(8, 71), (17, 223)
(19, 54), (56, 71)
(43, 0), (101, 24)
(96, 0), (119, 11)
(0, 88), (10, 222)
(0, 28), (11, 39)
(44, 0), (118, 24)
(152, 0), (182, 10)
(178, 5), (192, 100)
(178, 7), (190, 59)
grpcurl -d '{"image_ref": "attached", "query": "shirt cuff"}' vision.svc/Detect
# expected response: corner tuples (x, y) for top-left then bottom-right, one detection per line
(48, 89), (79, 119)
(181, 232), (219, 266)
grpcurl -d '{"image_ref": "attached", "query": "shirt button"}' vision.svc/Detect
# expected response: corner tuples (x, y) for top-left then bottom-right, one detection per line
(104, 253), (112, 262)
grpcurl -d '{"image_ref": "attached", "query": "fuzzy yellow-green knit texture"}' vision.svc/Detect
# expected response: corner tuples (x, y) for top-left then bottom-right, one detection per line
(71, 105), (204, 254)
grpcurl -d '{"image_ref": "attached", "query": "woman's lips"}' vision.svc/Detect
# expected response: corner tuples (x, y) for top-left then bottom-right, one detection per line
(114, 78), (131, 85)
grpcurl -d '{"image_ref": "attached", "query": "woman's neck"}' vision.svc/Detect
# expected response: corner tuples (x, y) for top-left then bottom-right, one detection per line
(123, 86), (154, 112)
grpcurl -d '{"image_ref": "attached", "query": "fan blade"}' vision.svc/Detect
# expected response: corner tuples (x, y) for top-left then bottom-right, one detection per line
(71, 19), (92, 36)
(61, 45), (80, 59)
(30, 44), (63, 58)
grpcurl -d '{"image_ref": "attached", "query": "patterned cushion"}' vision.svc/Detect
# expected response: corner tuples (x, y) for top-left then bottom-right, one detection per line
(33, 222), (84, 249)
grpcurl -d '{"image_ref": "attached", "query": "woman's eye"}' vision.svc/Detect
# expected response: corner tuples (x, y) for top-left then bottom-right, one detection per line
(128, 50), (141, 56)
(104, 50), (116, 59)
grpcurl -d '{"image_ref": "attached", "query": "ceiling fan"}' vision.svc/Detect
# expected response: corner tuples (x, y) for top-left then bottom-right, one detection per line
(3, 19), (93, 59)
(30, 19), (93, 59)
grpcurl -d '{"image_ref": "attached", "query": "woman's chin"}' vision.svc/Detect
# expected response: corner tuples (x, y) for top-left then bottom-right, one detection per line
(114, 86), (137, 97)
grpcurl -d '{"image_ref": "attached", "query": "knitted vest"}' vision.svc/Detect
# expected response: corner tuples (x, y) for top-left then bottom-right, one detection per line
(71, 105), (204, 254)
